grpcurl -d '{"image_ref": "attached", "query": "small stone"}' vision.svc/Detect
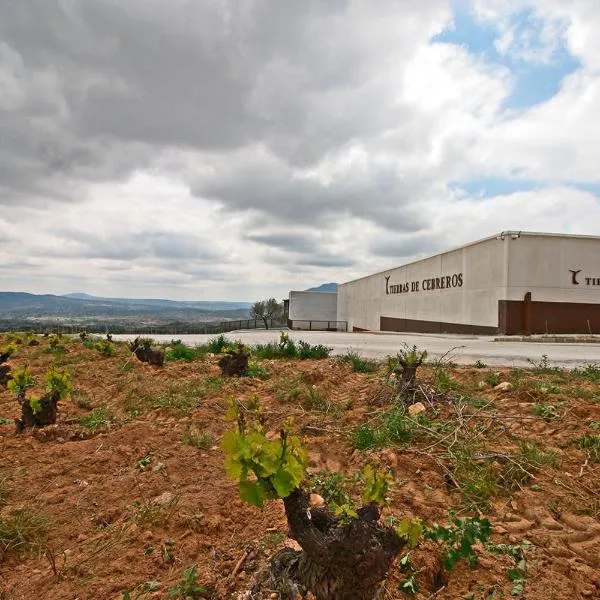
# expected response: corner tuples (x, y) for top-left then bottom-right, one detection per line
(152, 491), (175, 505)
(494, 381), (513, 392)
(408, 402), (426, 417)
(308, 452), (321, 468)
(325, 458), (342, 473)
(309, 493), (325, 508)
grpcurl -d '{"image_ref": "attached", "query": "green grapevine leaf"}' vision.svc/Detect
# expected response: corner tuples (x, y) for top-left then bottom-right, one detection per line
(239, 480), (266, 508)
(271, 468), (295, 497)
(29, 397), (42, 415)
(395, 518), (424, 549)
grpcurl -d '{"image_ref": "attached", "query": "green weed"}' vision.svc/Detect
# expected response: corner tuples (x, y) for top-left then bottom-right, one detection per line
(473, 360), (487, 369)
(273, 378), (305, 404)
(352, 423), (385, 450)
(259, 530), (285, 550)
(297, 340), (331, 360)
(527, 354), (561, 374)
(449, 445), (501, 511)
(484, 372), (501, 387)
(246, 361), (270, 379)
(339, 351), (379, 373)
(182, 426), (214, 450)
(0, 473), (9, 508)
(577, 434), (600, 462)
(164, 340), (205, 362)
(206, 335), (230, 354)
(0, 508), (51, 555)
(310, 470), (349, 507)
(204, 376), (224, 392)
(435, 370), (461, 392)
(77, 407), (113, 430)
(132, 496), (180, 528)
(94, 337), (115, 357)
(72, 389), (93, 410)
(531, 403), (562, 420)
(572, 363), (600, 383)
(168, 564), (208, 599)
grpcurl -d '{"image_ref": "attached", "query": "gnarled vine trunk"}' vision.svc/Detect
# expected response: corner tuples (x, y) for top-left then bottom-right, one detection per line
(0, 351), (12, 388)
(269, 489), (405, 600)
(0, 365), (10, 388)
(16, 392), (59, 431)
(218, 353), (248, 377)
(134, 346), (164, 367)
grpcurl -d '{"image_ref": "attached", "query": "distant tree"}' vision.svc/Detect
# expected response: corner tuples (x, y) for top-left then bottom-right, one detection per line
(249, 298), (283, 329)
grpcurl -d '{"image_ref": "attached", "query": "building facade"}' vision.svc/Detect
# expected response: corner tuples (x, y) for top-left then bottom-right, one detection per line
(337, 232), (600, 335)
(287, 290), (341, 330)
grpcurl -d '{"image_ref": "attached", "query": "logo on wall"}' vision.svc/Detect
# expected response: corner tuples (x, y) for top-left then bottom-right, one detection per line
(385, 273), (464, 295)
(569, 269), (599, 286)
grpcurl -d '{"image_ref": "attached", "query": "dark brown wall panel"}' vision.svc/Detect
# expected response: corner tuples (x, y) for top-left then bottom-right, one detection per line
(498, 300), (600, 335)
(380, 316), (498, 335)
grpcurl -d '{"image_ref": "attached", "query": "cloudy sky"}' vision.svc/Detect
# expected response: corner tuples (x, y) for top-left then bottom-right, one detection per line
(1, 0), (600, 301)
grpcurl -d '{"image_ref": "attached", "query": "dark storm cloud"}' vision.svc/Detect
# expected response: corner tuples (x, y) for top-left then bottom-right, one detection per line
(297, 256), (356, 268)
(47, 229), (219, 262)
(0, 0), (448, 229)
(194, 152), (432, 230)
(245, 233), (317, 254)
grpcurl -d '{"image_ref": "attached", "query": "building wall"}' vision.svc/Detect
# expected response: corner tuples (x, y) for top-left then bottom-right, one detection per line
(288, 291), (338, 329)
(501, 234), (600, 334)
(338, 237), (509, 333)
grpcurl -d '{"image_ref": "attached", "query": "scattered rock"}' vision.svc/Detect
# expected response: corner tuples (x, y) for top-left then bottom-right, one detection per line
(408, 402), (426, 417)
(152, 491), (175, 506)
(307, 452), (321, 468)
(494, 381), (513, 392)
(325, 458), (342, 473)
(309, 493), (325, 508)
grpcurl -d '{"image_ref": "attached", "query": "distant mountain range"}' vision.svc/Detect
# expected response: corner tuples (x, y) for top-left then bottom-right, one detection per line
(62, 293), (252, 312)
(305, 283), (338, 292)
(0, 292), (252, 332)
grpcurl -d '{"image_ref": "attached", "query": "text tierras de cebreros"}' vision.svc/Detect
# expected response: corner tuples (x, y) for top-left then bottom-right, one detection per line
(385, 273), (464, 295)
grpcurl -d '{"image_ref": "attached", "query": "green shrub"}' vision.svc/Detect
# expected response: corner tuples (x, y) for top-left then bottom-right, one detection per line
(206, 335), (230, 354)
(7, 367), (35, 396)
(297, 340), (331, 360)
(352, 424), (385, 450)
(165, 340), (204, 362)
(340, 351), (379, 373)
(94, 336), (115, 357)
(484, 372), (501, 387)
(246, 360), (270, 379)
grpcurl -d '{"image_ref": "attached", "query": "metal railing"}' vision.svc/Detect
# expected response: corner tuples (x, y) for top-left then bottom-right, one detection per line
(0, 318), (286, 336)
(288, 320), (348, 332)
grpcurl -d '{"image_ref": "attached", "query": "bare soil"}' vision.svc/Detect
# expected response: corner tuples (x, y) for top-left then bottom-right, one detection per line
(1, 337), (599, 600)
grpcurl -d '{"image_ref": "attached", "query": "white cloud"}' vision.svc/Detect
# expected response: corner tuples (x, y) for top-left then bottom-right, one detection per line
(0, 0), (599, 301)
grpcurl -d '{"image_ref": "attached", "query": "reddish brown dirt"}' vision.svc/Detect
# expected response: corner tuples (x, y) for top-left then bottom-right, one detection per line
(1, 338), (599, 600)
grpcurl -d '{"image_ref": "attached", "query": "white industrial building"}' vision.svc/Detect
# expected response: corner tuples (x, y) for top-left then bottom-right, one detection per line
(288, 232), (600, 335)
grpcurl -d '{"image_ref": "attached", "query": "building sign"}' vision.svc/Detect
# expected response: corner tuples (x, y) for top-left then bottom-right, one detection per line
(569, 270), (600, 286)
(385, 273), (463, 295)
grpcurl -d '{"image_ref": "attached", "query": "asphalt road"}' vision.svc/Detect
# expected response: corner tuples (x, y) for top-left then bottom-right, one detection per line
(113, 330), (600, 368)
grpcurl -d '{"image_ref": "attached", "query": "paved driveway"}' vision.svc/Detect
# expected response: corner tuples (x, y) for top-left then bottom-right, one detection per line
(113, 330), (600, 368)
